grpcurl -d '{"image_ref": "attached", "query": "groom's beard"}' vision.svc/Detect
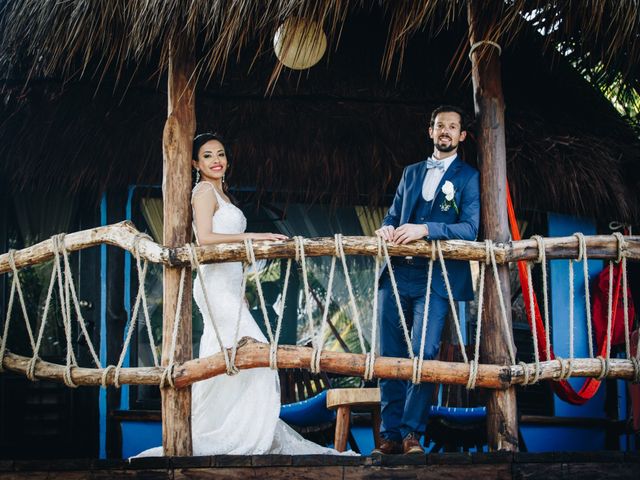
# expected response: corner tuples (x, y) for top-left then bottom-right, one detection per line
(434, 140), (457, 153)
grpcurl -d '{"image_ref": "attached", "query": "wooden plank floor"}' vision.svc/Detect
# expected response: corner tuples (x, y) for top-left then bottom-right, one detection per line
(0, 452), (638, 479)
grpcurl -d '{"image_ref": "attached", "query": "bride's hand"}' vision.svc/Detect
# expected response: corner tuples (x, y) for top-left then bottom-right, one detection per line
(247, 232), (289, 241)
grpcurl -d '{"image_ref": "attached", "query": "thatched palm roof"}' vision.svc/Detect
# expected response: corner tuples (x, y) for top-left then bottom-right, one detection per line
(0, 1), (639, 221)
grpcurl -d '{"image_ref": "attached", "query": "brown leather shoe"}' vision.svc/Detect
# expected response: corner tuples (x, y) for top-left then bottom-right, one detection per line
(371, 438), (403, 455)
(402, 432), (425, 454)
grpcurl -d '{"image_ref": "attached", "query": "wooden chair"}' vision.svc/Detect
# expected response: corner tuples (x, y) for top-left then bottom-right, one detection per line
(326, 387), (381, 452)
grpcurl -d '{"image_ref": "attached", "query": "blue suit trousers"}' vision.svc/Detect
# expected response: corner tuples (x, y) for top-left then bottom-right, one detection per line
(378, 264), (449, 441)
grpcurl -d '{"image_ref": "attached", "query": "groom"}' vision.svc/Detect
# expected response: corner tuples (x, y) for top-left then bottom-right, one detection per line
(373, 105), (480, 454)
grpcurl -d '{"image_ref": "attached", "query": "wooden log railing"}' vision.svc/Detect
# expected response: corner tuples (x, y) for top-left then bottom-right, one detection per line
(1, 221), (639, 274)
(2, 338), (639, 389)
(1, 222), (639, 389)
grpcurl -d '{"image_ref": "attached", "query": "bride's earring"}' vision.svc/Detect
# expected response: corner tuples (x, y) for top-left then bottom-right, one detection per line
(195, 169), (201, 183)
(222, 174), (225, 184)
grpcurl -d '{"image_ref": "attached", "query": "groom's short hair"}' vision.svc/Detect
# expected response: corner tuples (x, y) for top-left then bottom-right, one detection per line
(429, 105), (468, 132)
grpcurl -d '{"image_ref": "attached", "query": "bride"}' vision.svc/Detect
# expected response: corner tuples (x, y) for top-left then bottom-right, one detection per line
(138, 133), (353, 456)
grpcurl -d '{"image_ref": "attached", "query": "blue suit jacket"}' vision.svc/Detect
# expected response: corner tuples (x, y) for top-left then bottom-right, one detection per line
(381, 157), (480, 301)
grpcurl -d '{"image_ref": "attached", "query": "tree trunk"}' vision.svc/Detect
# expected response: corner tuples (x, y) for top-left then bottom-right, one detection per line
(161, 42), (196, 457)
(467, 0), (519, 451)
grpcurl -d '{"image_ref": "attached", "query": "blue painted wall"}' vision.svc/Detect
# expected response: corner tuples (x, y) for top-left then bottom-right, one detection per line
(121, 421), (163, 458)
(520, 213), (606, 452)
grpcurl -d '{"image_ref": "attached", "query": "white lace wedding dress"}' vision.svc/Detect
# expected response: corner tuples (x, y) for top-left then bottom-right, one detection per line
(136, 182), (353, 457)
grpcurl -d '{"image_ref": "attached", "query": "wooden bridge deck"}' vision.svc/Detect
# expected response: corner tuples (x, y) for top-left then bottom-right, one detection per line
(0, 452), (639, 479)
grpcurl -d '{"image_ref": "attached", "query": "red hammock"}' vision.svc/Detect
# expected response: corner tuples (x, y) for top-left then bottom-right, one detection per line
(507, 185), (624, 405)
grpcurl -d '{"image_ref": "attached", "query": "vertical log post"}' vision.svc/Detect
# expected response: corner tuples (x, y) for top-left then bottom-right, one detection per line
(161, 43), (196, 456)
(467, 0), (519, 451)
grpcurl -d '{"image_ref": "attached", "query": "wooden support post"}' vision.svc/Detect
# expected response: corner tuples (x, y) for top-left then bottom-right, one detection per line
(467, 0), (519, 451)
(161, 42), (196, 456)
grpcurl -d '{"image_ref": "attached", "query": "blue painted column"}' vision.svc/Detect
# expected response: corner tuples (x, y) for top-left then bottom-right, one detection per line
(99, 194), (108, 459)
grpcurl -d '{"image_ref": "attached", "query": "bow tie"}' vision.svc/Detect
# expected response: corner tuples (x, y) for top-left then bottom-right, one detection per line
(426, 158), (445, 171)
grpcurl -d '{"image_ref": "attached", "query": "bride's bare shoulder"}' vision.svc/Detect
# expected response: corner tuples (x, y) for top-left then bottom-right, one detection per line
(191, 182), (218, 212)
(192, 181), (216, 197)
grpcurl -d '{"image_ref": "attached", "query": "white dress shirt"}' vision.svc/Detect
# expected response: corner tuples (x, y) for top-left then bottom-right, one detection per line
(422, 154), (457, 201)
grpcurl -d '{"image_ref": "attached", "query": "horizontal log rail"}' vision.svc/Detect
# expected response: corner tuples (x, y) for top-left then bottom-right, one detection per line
(1, 221), (639, 274)
(2, 338), (638, 389)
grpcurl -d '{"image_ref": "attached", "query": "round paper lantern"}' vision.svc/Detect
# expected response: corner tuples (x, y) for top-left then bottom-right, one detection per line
(273, 18), (327, 70)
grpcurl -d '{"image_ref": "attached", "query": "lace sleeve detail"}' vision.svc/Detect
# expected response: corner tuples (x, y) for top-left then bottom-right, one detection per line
(191, 181), (216, 201)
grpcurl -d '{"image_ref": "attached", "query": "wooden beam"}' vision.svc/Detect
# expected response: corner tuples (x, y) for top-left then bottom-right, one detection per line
(467, 0), (519, 451)
(3, 339), (639, 388)
(161, 42), (196, 457)
(2, 222), (639, 274)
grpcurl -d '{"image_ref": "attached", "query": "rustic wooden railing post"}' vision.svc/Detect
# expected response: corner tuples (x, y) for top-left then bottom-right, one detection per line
(467, 0), (519, 451)
(161, 42), (196, 456)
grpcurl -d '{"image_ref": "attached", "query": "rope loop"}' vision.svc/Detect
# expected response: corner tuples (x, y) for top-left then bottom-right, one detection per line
(466, 360), (479, 390)
(159, 363), (176, 389)
(7, 249), (18, 274)
(244, 237), (255, 264)
(555, 356), (573, 381)
(573, 232), (585, 262)
(411, 357), (421, 385)
(52, 233), (66, 255)
(26, 356), (39, 381)
(113, 365), (123, 388)
(334, 233), (342, 257)
(101, 365), (116, 389)
(518, 361), (531, 386)
(532, 362), (541, 384)
(363, 352), (376, 382)
(294, 236), (304, 263)
(612, 231), (625, 263)
(63, 364), (78, 388)
(596, 356), (610, 380)
(469, 40), (502, 59)
(484, 239), (492, 265)
(310, 347), (322, 374)
(376, 236), (383, 258)
(531, 235), (545, 264)
(269, 343), (278, 370)
(186, 242), (198, 269)
(225, 362), (240, 377)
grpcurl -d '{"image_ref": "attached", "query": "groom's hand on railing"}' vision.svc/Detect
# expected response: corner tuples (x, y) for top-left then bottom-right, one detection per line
(392, 224), (428, 245)
(375, 225), (395, 243)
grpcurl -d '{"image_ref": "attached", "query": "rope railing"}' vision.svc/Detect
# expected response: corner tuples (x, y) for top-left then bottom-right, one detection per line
(2, 221), (640, 273)
(0, 222), (639, 390)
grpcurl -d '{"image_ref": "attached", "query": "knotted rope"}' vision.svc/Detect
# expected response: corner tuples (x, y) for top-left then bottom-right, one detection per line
(364, 237), (383, 382)
(334, 234), (367, 354)
(413, 242), (436, 385)
(574, 232), (594, 358)
(243, 239), (279, 368)
(188, 243), (239, 377)
(436, 241), (468, 364)
(113, 234), (164, 387)
(613, 232), (632, 361)
(532, 235), (551, 361)
(1, 249), (34, 373)
(294, 236), (318, 365)
(311, 243), (337, 374)
(486, 240), (517, 365)
(466, 242), (488, 390)
(51, 234), (78, 387)
(379, 241), (414, 359)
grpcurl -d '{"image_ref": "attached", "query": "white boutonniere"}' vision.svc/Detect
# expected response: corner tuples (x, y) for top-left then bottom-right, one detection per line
(440, 181), (459, 214)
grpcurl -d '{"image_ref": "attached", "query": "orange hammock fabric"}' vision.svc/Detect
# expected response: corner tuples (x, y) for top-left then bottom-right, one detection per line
(507, 184), (620, 405)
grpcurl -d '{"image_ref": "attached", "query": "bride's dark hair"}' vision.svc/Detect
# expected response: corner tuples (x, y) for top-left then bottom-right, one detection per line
(192, 132), (233, 195)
